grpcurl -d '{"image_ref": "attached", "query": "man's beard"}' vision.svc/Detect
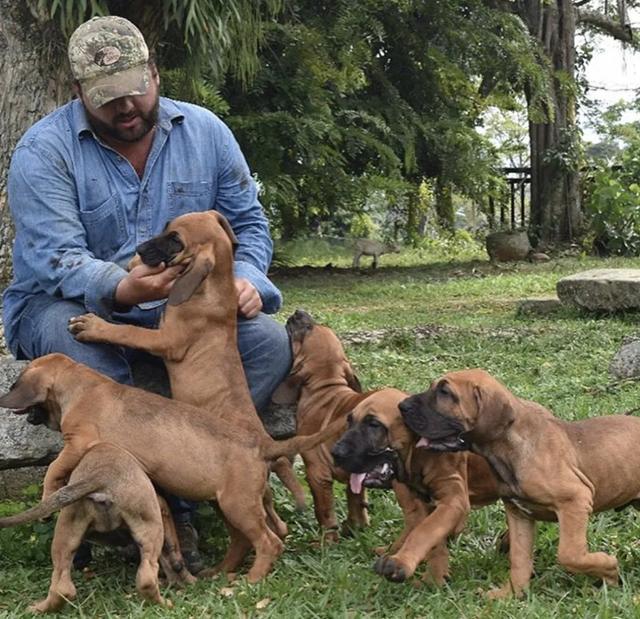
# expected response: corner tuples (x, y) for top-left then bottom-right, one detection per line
(85, 98), (159, 143)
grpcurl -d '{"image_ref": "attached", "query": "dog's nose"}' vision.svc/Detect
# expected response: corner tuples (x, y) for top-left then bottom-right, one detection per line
(398, 398), (415, 414)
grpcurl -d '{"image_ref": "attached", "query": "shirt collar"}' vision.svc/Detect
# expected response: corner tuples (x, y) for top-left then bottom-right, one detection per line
(73, 97), (185, 139)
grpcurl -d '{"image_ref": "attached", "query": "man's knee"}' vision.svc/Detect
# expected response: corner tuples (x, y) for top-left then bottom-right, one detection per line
(16, 296), (133, 384)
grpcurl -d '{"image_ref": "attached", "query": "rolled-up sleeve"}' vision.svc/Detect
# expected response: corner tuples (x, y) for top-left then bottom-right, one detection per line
(8, 143), (127, 317)
(213, 122), (282, 313)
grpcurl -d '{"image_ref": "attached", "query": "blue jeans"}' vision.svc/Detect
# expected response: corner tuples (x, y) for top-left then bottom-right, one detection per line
(15, 293), (293, 522)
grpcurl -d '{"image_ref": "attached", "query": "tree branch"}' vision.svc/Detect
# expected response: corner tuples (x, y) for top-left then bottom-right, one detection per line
(577, 9), (634, 42)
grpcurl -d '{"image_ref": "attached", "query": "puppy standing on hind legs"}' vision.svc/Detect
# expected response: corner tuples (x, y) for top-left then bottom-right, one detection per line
(0, 354), (343, 583)
(0, 443), (194, 613)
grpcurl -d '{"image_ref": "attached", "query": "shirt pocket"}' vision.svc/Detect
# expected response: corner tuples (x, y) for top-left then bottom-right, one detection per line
(79, 193), (126, 260)
(168, 181), (214, 219)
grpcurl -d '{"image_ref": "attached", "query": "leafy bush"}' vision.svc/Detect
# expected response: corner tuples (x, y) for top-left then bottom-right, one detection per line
(584, 166), (640, 256)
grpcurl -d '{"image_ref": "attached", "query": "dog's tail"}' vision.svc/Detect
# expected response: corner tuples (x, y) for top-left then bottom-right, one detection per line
(262, 417), (347, 460)
(0, 480), (98, 528)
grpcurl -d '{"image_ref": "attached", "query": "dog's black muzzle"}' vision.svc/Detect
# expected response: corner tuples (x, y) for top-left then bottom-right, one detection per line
(136, 232), (184, 267)
(399, 394), (470, 452)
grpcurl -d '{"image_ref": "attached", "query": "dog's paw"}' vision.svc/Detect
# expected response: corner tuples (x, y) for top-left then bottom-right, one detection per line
(68, 314), (108, 342)
(486, 583), (520, 600)
(374, 555), (410, 582)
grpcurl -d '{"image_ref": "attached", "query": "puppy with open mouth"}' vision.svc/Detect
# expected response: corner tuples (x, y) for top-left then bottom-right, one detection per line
(332, 389), (500, 586)
(400, 368), (640, 598)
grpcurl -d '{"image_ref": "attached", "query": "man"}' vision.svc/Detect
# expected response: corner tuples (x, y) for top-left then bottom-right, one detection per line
(3, 16), (292, 573)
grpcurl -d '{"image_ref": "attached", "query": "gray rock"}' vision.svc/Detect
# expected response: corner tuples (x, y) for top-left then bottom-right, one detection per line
(485, 230), (532, 262)
(516, 296), (563, 317)
(557, 269), (640, 312)
(0, 357), (62, 470)
(610, 335), (640, 379)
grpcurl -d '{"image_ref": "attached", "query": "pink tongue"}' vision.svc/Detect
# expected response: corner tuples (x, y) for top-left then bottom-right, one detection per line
(350, 473), (366, 494)
(416, 437), (430, 448)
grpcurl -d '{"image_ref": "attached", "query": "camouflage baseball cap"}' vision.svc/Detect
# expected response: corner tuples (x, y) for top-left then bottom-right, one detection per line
(68, 16), (150, 108)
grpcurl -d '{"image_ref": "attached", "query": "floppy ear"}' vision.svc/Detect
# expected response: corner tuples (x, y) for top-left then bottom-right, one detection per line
(345, 364), (362, 393)
(472, 383), (514, 441)
(127, 254), (143, 271)
(167, 250), (215, 306)
(0, 377), (47, 410)
(213, 211), (239, 252)
(270, 377), (301, 406)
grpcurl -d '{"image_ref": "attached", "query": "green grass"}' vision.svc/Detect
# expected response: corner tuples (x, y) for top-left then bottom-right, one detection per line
(3, 251), (640, 617)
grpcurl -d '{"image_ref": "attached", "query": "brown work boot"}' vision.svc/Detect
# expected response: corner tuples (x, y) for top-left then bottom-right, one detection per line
(175, 521), (205, 575)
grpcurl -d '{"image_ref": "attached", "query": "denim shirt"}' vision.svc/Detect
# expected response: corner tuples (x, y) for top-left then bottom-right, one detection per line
(3, 97), (282, 356)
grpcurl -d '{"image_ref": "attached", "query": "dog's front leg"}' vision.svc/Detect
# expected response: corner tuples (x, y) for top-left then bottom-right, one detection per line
(69, 314), (189, 361)
(378, 481), (429, 556)
(487, 501), (536, 599)
(374, 499), (467, 584)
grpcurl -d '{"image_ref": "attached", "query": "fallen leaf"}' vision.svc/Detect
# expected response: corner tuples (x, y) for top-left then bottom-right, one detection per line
(256, 598), (271, 610)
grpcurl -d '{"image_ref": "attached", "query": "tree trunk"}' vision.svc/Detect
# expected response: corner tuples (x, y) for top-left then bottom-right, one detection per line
(0, 2), (69, 285)
(435, 178), (454, 232)
(519, 0), (582, 245)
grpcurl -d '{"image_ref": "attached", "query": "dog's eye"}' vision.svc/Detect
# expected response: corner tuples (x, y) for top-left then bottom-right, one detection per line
(438, 383), (451, 397)
(347, 413), (354, 427)
(366, 416), (385, 431)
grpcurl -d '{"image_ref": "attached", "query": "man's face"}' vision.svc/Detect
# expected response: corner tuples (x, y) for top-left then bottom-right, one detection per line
(78, 65), (160, 144)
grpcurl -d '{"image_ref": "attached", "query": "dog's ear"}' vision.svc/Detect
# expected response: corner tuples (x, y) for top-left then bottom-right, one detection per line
(345, 364), (362, 393)
(213, 211), (239, 252)
(270, 377), (301, 406)
(168, 251), (214, 306)
(0, 375), (47, 410)
(472, 382), (514, 441)
(127, 254), (143, 271)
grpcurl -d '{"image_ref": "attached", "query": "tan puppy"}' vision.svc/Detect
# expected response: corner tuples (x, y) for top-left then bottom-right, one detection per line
(0, 442), (194, 613)
(68, 210), (305, 517)
(0, 354), (341, 583)
(283, 309), (377, 541)
(399, 369), (640, 597)
(332, 389), (500, 585)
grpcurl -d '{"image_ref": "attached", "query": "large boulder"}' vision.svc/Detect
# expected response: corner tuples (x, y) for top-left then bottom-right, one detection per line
(485, 230), (532, 262)
(557, 269), (640, 312)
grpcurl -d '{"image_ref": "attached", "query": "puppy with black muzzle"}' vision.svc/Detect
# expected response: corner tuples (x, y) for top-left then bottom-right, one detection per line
(399, 368), (640, 598)
(332, 389), (500, 586)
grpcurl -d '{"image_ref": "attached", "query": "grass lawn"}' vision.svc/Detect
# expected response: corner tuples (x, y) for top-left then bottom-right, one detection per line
(3, 245), (640, 617)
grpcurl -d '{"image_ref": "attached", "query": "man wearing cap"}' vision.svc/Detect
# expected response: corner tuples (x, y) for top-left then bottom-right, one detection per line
(3, 16), (292, 574)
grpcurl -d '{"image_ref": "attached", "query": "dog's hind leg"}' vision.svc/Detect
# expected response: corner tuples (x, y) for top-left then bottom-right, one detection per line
(556, 501), (618, 585)
(217, 492), (284, 583)
(29, 508), (88, 613)
(305, 458), (339, 542)
(157, 496), (197, 586)
(344, 486), (370, 533)
(126, 512), (168, 606)
(201, 519), (253, 578)
(263, 484), (288, 540)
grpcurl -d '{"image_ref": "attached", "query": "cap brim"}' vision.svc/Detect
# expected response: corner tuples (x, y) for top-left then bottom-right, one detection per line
(83, 64), (151, 108)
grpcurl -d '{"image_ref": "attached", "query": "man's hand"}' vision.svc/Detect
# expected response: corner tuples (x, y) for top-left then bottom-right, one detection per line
(235, 278), (262, 318)
(115, 262), (183, 307)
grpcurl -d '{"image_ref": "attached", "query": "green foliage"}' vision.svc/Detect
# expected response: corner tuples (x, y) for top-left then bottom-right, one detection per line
(584, 100), (640, 255)
(584, 168), (640, 256)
